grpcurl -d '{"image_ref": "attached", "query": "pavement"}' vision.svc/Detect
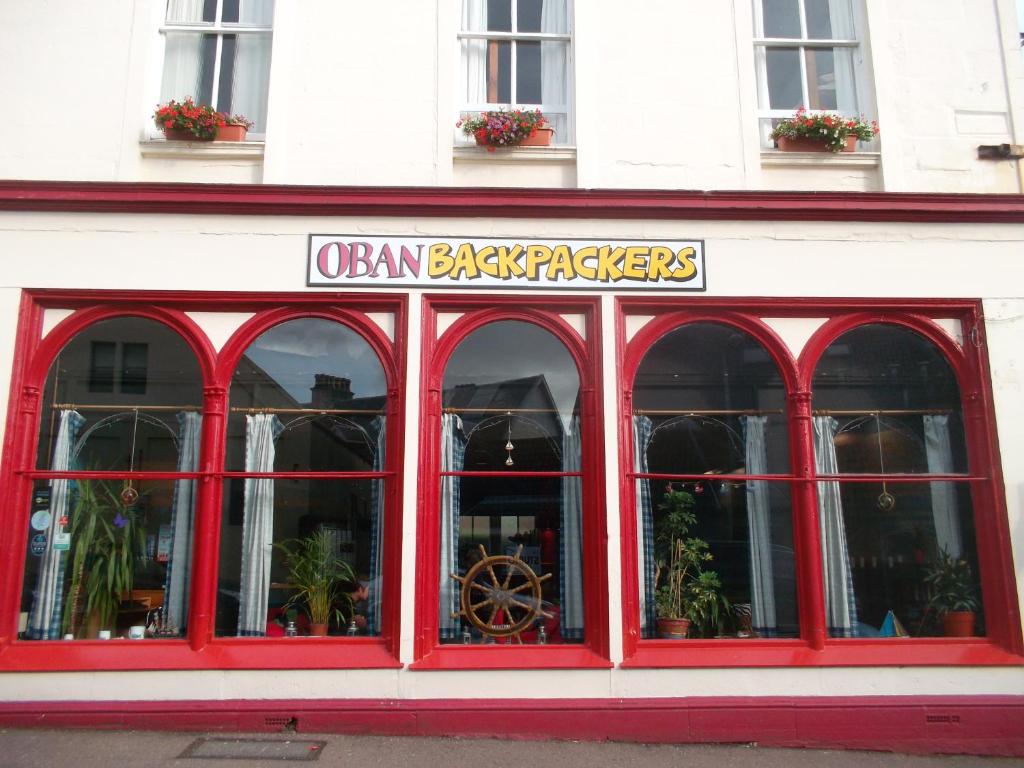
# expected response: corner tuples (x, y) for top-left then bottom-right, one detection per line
(1, 729), (1023, 768)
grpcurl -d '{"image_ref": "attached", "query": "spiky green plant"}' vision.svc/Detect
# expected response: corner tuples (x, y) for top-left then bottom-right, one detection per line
(276, 529), (356, 629)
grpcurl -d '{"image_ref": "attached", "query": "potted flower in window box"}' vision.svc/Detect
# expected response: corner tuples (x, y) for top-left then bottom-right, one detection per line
(457, 108), (553, 151)
(653, 484), (730, 639)
(771, 107), (878, 153)
(216, 113), (254, 142)
(923, 550), (980, 637)
(276, 528), (357, 637)
(153, 97), (224, 142)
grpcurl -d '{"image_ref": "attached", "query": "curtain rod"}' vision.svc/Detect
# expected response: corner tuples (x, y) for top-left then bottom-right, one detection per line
(812, 409), (954, 416)
(52, 403), (200, 412)
(633, 409), (783, 416)
(443, 407), (565, 414)
(230, 406), (383, 415)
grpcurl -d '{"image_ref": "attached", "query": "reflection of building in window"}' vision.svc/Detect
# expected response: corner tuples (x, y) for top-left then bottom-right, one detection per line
(87, 341), (149, 395)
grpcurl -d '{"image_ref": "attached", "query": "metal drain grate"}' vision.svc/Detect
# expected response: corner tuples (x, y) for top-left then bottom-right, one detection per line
(179, 737), (326, 761)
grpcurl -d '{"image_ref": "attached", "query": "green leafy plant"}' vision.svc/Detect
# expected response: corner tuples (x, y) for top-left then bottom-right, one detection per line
(923, 550), (980, 614)
(771, 106), (878, 152)
(221, 113), (254, 129)
(62, 480), (146, 637)
(153, 97), (225, 139)
(276, 529), (356, 629)
(653, 485), (730, 637)
(457, 107), (548, 150)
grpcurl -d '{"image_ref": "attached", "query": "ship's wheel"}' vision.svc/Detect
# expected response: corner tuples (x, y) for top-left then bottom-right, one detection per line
(451, 544), (553, 641)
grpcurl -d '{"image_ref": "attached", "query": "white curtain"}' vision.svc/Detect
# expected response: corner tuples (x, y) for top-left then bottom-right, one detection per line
(923, 415), (963, 559)
(632, 415), (656, 636)
(231, 34), (273, 130)
(27, 410), (85, 640)
(743, 416), (777, 636)
(160, 33), (204, 104)
(237, 413), (282, 636)
(540, 0), (569, 139)
(827, 0), (857, 113)
(461, 0), (488, 105)
(165, 0), (206, 23)
(163, 411), (201, 633)
(367, 416), (387, 635)
(813, 416), (858, 637)
(560, 413), (584, 640)
(439, 413), (466, 640)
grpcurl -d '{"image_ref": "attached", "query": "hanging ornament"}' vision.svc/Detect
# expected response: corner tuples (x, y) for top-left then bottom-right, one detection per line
(120, 408), (140, 507)
(504, 412), (515, 467)
(874, 413), (896, 511)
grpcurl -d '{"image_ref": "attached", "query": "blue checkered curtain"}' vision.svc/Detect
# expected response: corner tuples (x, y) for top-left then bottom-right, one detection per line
(559, 413), (584, 640)
(743, 415), (778, 636)
(237, 413), (283, 636)
(163, 411), (201, 633)
(923, 415), (962, 560)
(27, 409), (85, 639)
(632, 415), (657, 637)
(366, 415), (386, 635)
(439, 413), (466, 640)
(813, 416), (858, 637)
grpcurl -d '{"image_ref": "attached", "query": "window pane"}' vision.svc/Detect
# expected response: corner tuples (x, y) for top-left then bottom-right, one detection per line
(166, 0), (210, 23)
(487, 0), (512, 31)
(488, 40), (512, 103)
(160, 32), (205, 103)
(230, 32), (272, 130)
(760, 0), (801, 38)
(441, 476), (582, 644)
(36, 318), (203, 471)
(240, 0), (274, 25)
(516, 40), (542, 104)
(20, 479), (191, 640)
(633, 323), (789, 475)
(217, 34), (238, 113)
(217, 478), (382, 637)
(824, 481), (982, 638)
(805, 0), (854, 39)
(222, 0), (240, 23)
(638, 480), (798, 638)
(226, 319), (386, 472)
(88, 341), (115, 393)
(765, 47), (803, 109)
(807, 47), (857, 113)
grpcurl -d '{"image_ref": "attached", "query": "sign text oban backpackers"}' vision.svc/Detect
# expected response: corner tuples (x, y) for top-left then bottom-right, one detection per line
(308, 235), (706, 291)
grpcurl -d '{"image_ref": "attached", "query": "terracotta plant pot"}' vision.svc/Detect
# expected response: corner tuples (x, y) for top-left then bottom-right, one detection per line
(519, 126), (554, 147)
(942, 611), (975, 637)
(163, 127), (213, 142)
(656, 617), (691, 639)
(309, 623), (329, 637)
(776, 134), (857, 153)
(217, 124), (248, 142)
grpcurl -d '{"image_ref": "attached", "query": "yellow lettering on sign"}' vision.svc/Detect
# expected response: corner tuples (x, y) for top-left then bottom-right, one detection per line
(647, 246), (675, 280)
(496, 245), (526, 279)
(671, 247), (698, 281)
(597, 246), (625, 282)
(428, 243), (454, 277)
(476, 245), (499, 277)
(450, 242), (480, 279)
(622, 246), (649, 281)
(572, 246), (598, 280)
(525, 245), (553, 280)
(546, 245), (574, 280)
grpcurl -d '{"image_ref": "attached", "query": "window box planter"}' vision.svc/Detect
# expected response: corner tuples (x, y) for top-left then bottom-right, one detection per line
(216, 124), (248, 142)
(777, 135), (857, 153)
(163, 128), (214, 143)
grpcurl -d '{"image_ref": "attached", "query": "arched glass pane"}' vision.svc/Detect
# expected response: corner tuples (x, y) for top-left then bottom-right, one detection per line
(439, 320), (583, 645)
(811, 324), (981, 638)
(219, 319), (387, 638)
(23, 317), (202, 641)
(632, 323), (797, 639)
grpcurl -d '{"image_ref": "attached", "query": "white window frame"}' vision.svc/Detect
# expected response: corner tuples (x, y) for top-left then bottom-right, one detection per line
(752, 0), (874, 148)
(156, 0), (274, 139)
(456, 0), (575, 145)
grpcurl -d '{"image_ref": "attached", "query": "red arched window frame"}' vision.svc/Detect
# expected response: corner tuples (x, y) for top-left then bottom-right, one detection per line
(412, 295), (611, 670)
(618, 297), (1023, 668)
(0, 290), (406, 671)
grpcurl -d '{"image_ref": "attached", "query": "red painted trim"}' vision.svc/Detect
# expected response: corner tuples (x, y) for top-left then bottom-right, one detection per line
(413, 295), (609, 666)
(0, 290), (408, 669)
(0, 696), (1021, 756)
(616, 298), (1024, 665)
(2, 180), (1024, 223)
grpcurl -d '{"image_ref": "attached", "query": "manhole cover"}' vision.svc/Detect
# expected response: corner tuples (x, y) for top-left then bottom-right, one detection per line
(179, 737), (326, 761)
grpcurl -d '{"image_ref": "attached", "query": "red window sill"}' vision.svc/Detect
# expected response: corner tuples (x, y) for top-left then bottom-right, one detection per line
(622, 638), (1024, 668)
(0, 637), (402, 672)
(410, 644), (612, 671)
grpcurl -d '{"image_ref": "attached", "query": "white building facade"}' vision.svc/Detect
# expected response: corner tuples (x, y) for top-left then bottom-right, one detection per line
(0, 1), (1022, 755)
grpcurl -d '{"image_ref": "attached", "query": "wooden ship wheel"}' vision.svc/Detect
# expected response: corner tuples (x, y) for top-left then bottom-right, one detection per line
(451, 544), (553, 641)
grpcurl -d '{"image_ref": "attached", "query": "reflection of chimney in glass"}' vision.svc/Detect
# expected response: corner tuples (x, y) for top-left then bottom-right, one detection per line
(311, 374), (353, 407)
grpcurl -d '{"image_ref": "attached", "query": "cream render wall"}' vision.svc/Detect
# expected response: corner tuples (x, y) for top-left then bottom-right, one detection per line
(0, 211), (1021, 702)
(1, 2), (1022, 191)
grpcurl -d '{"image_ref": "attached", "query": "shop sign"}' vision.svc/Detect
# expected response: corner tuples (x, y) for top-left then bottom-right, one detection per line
(308, 235), (705, 291)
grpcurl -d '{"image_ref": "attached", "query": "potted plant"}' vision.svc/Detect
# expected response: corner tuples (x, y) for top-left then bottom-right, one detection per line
(217, 113), (254, 142)
(153, 97), (224, 141)
(771, 107), (878, 152)
(62, 479), (146, 638)
(653, 484), (729, 638)
(276, 528), (356, 636)
(457, 108), (553, 151)
(923, 550), (980, 637)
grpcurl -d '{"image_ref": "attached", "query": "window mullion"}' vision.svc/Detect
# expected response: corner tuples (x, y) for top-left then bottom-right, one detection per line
(798, 45), (810, 109)
(211, 35), (224, 111)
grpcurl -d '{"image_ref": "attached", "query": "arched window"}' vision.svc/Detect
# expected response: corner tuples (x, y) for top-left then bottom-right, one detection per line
(438, 319), (584, 646)
(217, 318), (389, 639)
(21, 317), (203, 641)
(631, 322), (798, 640)
(812, 323), (980, 638)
